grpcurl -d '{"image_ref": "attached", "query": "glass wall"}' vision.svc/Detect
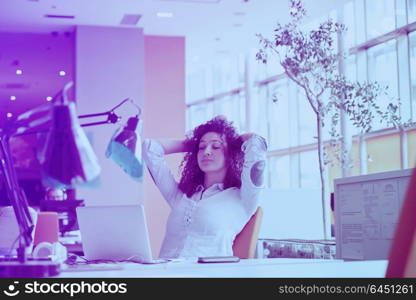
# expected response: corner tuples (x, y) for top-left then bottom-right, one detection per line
(409, 0), (416, 23)
(343, 0), (357, 48)
(365, 0), (396, 39)
(213, 93), (245, 132)
(299, 150), (320, 188)
(297, 89), (317, 145)
(186, 102), (214, 132)
(186, 0), (416, 189)
(366, 135), (401, 173)
(267, 80), (291, 150)
(269, 155), (291, 189)
(251, 86), (269, 142)
(367, 40), (399, 130)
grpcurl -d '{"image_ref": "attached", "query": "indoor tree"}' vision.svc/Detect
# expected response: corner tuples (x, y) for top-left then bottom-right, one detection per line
(256, 0), (401, 239)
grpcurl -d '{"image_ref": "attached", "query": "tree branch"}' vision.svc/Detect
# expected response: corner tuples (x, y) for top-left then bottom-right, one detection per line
(284, 69), (319, 115)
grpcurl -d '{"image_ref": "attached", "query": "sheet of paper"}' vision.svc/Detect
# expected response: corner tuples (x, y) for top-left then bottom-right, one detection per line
(338, 184), (364, 259)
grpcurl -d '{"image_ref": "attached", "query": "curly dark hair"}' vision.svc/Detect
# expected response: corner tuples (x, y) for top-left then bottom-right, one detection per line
(178, 116), (244, 197)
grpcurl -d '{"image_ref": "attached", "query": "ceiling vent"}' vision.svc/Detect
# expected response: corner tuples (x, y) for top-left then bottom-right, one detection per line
(44, 14), (75, 19)
(2, 83), (30, 90)
(120, 14), (142, 25)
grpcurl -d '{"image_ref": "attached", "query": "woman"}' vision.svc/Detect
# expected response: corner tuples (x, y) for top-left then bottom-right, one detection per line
(142, 116), (267, 259)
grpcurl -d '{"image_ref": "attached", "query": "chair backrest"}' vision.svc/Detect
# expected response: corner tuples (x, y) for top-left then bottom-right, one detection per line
(232, 207), (263, 259)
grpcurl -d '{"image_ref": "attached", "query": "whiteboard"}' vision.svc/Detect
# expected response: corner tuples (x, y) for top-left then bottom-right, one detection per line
(334, 169), (413, 260)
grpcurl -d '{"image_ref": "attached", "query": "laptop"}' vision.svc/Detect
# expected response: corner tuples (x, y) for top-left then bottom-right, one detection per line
(76, 204), (163, 264)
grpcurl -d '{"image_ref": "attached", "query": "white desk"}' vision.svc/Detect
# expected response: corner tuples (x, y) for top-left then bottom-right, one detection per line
(58, 258), (388, 278)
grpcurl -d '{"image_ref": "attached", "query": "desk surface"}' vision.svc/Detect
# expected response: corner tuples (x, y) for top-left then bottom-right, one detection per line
(58, 258), (388, 278)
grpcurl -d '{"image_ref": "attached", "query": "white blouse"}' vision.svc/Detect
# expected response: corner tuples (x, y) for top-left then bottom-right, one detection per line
(142, 135), (267, 259)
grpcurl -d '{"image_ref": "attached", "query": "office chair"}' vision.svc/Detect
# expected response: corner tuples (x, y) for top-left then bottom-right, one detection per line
(232, 206), (263, 259)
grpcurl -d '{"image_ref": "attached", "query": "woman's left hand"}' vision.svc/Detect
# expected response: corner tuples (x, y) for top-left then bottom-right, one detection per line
(239, 133), (255, 143)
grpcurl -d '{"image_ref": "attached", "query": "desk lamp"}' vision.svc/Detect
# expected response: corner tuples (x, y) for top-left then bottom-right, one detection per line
(0, 81), (143, 277)
(41, 82), (101, 188)
(106, 106), (143, 181)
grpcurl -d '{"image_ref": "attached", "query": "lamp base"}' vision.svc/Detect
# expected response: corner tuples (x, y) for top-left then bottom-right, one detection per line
(0, 259), (61, 277)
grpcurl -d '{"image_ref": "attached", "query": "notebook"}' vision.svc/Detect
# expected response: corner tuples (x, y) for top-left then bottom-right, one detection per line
(76, 204), (164, 264)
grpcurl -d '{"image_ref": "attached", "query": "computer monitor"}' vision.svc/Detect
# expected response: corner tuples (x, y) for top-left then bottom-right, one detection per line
(334, 168), (413, 260)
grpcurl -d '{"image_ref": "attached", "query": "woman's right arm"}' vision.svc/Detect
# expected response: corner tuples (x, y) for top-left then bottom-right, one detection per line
(154, 139), (188, 155)
(142, 139), (186, 207)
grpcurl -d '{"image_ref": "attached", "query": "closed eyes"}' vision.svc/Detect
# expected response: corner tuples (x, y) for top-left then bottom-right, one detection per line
(199, 142), (223, 150)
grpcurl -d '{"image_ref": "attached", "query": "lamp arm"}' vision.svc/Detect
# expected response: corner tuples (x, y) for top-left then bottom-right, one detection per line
(5, 97), (141, 135)
(78, 98), (141, 127)
(79, 111), (120, 127)
(0, 136), (33, 262)
(108, 97), (141, 117)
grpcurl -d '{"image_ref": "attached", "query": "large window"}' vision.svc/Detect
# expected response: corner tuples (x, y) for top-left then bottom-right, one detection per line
(186, 0), (416, 191)
(366, 134), (401, 173)
(343, 0), (357, 48)
(409, 0), (416, 23)
(186, 102), (214, 131)
(269, 155), (291, 189)
(408, 130), (416, 167)
(345, 55), (357, 81)
(410, 31), (416, 120)
(212, 57), (241, 95)
(252, 86), (269, 139)
(299, 150), (320, 188)
(365, 0), (396, 40)
(367, 40), (399, 130)
(186, 70), (208, 103)
(297, 89), (317, 145)
(213, 93), (245, 132)
(267, 80), (291, 150)
(186, 93), (245, 132)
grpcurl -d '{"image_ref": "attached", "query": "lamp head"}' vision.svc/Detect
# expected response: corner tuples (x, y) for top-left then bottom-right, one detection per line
(41, 86), (101, 188)
(106, 115), (143, 181)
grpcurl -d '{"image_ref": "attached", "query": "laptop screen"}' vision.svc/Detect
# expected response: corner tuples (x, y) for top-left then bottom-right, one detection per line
(76, 204), (153, 262)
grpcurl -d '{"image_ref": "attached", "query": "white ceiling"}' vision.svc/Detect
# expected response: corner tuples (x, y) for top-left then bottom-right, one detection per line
(0, 0), (350, 121)
(0, 0), (350, 66)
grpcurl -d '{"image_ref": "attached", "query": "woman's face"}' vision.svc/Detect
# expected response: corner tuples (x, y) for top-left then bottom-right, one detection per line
(197, 132), (227, 174)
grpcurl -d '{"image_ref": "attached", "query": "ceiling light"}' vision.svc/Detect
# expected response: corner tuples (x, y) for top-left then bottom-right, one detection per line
(157, 12), (174, 18)
(7, 113), (13, 118)
(10, 96), (16, 101)
(59, 71), (66, 76)
(46, 96), (53, 101)
(16, 69), (23, 75)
